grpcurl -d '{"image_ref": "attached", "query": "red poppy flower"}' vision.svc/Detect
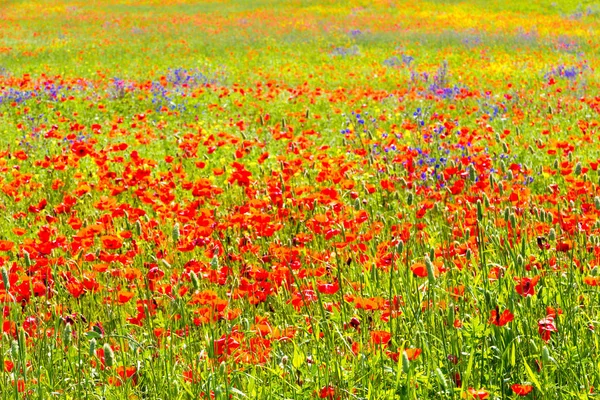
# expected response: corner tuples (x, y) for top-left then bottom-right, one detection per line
(556, 240), (572, 252)
(488, 308), (514, 326)
(467, 388), (489, 399)
(538, 317), (558, 342)
(410, 263), (428, 278)
(317, 282), (339, 295)
(101, 235), (123, 250)
(370, 330), (391, 345)
(514, 276), (540, 297)
(511, 384), (534, 396)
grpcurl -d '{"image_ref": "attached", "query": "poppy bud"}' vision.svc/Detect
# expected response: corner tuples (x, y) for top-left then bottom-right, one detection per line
(1, 267), (9, 291)
(63, 324), (72, 348)
(396, 240), (404, 254)
(483, 194), (490, 208)
(425, 256), (436, 284)
(509, 213), (516, 230)
(10, 340), (19, 359)
(172, 223), (180, 243)
(503, 207), (510, 222)
(407, 192), (413, 206)
(489, 173), (495, 190)
(517, 254), (524, 268)
(89, 339), (97, 357)
(476, 200), (483, 222)
(24, 251), (31, 268)
(542, 346), (550, 364)
(135, 220), (142, 236)
(190, 271), (200, 290)
(507, 170), (513, 181)
(548, 228), (556, 241)
(553, 159), (559, 170)
(436, 367), (448, 390)
(210, 255), (219, 270)
(502, 142), (509, 154)
(595, 197), (600, 211)
(500, 160), (506, 174)
(469, 165), (476, 182)
(591, 267), (598, 277)
(402, 351), (410, 374)
(103, 343), (115, 368)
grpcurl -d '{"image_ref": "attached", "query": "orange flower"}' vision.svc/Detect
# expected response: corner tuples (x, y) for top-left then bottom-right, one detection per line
(0, 240), (14, 252)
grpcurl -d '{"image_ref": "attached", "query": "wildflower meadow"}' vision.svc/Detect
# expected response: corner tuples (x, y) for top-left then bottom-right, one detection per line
(1, 0), (600, 398)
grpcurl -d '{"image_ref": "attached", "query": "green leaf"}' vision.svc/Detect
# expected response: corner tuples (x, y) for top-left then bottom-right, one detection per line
(523, 360), (544, 395)
(292, 344), (304, 370)
(85, 330), (102, 340)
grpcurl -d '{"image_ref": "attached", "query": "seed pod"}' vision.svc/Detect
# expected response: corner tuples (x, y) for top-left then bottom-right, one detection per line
(103, 343), (115, 368)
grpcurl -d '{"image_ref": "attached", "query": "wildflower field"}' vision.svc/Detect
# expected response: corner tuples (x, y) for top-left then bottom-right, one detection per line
(1, 0), (600, 398)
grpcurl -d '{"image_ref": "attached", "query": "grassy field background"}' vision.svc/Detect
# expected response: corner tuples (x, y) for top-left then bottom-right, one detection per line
(1, 1), (600, 399)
